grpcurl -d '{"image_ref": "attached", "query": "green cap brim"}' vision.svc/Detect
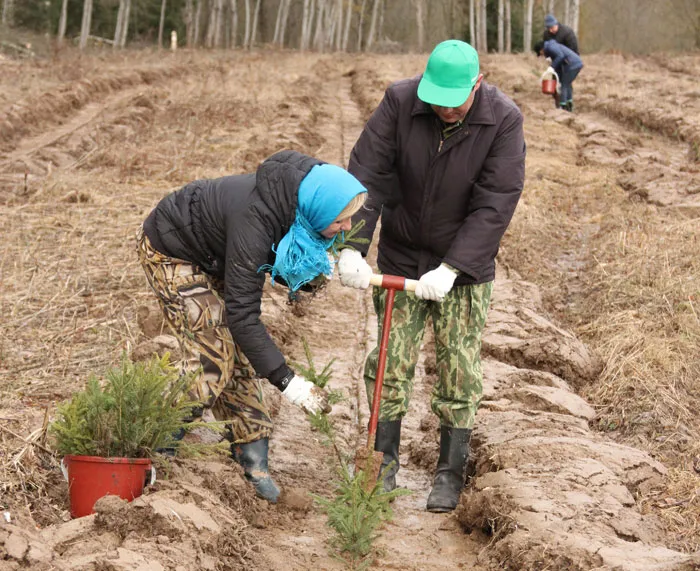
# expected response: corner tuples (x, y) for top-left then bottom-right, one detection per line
(417, 76), (475, 108)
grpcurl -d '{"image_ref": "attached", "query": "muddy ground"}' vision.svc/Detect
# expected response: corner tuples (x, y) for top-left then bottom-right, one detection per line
(0, 47), (699, 570)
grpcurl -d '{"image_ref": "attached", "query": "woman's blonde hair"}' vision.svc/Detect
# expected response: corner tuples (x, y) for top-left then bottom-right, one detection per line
(335, 192), (367, 221)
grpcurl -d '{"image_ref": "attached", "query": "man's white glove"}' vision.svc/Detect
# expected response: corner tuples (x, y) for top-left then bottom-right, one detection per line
(282, 375), (331, 414)
(545, 65), (556, 76)
(414, 264), (458, 302)
(337, 248), (372, 289)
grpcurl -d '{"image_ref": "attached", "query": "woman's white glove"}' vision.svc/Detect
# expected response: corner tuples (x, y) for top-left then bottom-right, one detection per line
(338, 248), (372, 289)
(414, 264), (458, 302)
(282, 375), (331, 414)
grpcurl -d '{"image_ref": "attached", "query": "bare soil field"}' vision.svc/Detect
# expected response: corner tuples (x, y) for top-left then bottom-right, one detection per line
(0, 47), (699, 570)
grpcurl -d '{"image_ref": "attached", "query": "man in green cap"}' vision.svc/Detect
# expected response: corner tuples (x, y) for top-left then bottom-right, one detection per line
(338, 40), (526, 512)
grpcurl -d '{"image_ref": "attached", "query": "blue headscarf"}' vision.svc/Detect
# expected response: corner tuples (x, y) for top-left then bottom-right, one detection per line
(260, 164), (367, 292)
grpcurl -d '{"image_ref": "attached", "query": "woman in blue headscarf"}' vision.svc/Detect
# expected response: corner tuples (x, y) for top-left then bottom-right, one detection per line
(137, 150), (367, 502)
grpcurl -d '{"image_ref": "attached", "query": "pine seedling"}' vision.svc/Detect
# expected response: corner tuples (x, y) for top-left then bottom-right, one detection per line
(331, 220), (370, 254)
(298, 343), (411, 566)
(50, 354), (201, 458)
(327, 388), (346, 406)
(314, 465), (410, 568)
(293, 337), (335, 389)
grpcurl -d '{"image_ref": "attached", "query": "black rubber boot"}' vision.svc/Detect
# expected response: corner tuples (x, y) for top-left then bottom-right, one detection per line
(375, 420), (402, 492)
(231, 438), (280, 503)
(426, 426), (472, 513)
(156, 406), (204, 457)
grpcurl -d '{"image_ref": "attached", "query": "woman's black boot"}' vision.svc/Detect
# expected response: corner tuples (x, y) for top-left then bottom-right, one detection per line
(231, 438), (280, 503)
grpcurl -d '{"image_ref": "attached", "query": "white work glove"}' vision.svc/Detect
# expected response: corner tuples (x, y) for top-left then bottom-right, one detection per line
(337, 248), (372, 289)
(414, 264), (459, 302)
(545, 65), (555, 76)
(282, 375), (331, 414)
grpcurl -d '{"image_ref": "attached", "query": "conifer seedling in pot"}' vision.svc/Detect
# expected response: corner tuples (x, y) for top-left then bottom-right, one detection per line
(50, 354), (199, 518)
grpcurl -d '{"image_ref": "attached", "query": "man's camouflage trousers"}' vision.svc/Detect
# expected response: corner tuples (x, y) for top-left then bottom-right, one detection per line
(136, 227), (273, 444)
(365, 282), (493, 429)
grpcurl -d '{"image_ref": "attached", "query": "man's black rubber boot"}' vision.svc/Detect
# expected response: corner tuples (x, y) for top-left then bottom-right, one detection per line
(375, 420), (402, 492)
(231, 438), (280, 503)
(426, 426), (472, 513)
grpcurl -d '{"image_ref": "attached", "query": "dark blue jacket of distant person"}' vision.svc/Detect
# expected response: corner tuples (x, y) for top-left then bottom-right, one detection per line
(543, 39), (583, 77)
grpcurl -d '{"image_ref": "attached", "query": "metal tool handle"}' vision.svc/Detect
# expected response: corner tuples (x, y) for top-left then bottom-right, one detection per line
(368, 274), (418, 292)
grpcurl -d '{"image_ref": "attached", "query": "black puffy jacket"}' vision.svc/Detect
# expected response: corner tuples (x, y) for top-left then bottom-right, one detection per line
(143, 150), (323, 382)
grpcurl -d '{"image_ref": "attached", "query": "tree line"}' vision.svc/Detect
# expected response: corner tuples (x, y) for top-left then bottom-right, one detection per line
(2, 0), (583, 53)
(3, 0), (699, 53)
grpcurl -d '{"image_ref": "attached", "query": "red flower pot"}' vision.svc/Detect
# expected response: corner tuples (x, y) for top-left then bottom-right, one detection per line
(61, 455), (156, 518)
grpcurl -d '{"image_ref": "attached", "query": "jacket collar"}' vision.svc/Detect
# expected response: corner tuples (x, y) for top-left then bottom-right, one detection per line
(411, 77), (497, 126)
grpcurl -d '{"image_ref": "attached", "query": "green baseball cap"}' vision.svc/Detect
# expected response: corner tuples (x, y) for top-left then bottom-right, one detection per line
(417, 40), (480, 108)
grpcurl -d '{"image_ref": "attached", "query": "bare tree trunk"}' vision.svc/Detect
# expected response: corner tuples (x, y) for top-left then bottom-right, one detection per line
(570, 0), (580, 36)
(120, 0), (131, 48)
(342, 0), (353, 51)
(505, 0), (511, 53)
(545, 0), (555, 15)
(469, 0), (475, 48)
(497, 0), (504, 52)
(314, 0), (330, 51)
(184, 0), (194, 47)
(158, 0), (167, 48)
(2, 0), (13, 25)
(300, 0), (311, 49)
(114, 0), (125, 48)
(80, 0), (93, 50)
(273, 0), (284, 44)
(57, 0), (69, 45)
(206, 0), (217, 47)
(334, 0), (343, 50)
(249, 0), (261, 47)
(365, 0), (380, 51)
(564, 0), (570, 26)
(324, 0), (338, 51)
(218, 0), (227, 47)
(414, 0), (425, 52)
(357, 0), (367, 51)
(242, 0), (251, 48)
(378, 0), (386, 43)
(280, 0), (292, 46)
(194, 0), (203, 46)
(523, 0), (534, 53)
(230, 0), (239, 46)
(479, 0), (487, 53)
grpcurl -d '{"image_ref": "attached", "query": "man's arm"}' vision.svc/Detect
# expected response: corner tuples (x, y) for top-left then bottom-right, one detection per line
(442, 109), (526, 281)
(564, 26), (579, 54)
(347, 86), (400, 254)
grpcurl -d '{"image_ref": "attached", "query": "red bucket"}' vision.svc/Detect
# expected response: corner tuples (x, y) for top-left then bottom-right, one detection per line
(541, 78), (557, 95)
(62, 455), (155, 518)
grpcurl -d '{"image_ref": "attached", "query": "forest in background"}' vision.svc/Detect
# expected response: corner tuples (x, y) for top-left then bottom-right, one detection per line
(1, 0), (698, 55)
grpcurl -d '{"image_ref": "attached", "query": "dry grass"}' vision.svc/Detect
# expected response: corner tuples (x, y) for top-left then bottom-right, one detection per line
(502, 96), (700, 552)
(0, 48), (335, 528)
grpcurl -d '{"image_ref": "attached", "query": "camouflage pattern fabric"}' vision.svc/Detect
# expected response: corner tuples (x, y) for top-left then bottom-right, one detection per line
(365, 282), (493, 429)
(136, 227), (273, 444)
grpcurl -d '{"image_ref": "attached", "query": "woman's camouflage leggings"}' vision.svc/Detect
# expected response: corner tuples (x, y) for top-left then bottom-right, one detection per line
(136, 228), (273, 444)
(365, 282), (493, 429)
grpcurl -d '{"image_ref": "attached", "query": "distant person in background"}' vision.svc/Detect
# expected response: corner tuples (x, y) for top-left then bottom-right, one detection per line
(536, 39), (584, 112)
(543, 13), (579, 54)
